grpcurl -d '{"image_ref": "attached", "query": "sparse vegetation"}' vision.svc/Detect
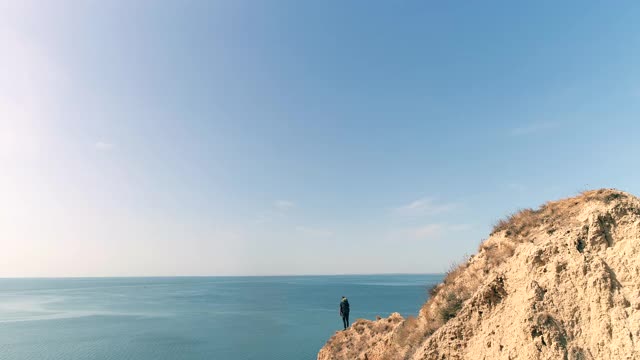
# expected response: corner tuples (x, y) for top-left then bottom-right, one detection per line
(480, 241), (516, 268)
(443, 260), (467, 285)
(394, 316), (420, 347)
(491, 208), (541, 237)
(490, 189), (629, 240)
(582, 189), (627, 204)
(427, 284), (440, 298)
(438, 292), (464, 322)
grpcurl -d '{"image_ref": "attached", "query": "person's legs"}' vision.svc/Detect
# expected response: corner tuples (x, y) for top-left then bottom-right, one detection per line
(341, 313), (349, 329)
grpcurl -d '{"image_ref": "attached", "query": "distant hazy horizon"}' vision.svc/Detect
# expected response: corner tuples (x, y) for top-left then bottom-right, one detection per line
(0, 272), (444, 279)
(3, 1), (640, 277)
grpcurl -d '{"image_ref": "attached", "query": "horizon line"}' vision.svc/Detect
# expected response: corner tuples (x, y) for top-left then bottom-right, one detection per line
(0, 272), (445, 280)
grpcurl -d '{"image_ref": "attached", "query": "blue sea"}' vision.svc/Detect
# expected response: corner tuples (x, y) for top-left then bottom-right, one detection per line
(0, 275), (442, 360)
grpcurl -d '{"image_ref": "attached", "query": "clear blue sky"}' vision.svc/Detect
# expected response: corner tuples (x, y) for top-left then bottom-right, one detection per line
(3, 1), (640, 276)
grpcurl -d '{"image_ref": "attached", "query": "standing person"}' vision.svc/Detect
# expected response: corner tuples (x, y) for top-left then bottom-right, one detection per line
(339, 296), (350, 330)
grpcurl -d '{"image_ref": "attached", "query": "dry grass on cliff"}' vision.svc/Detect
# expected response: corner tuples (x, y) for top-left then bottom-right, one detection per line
(482, 190), (630, 281)
(424, 189), (629, 334)
(393, 316), (420, 347)
(491, 189), (628, 239)
(418, 259), (480, 340)
(480, 240), (516, 268)
(327, 316), (405, 358)
(415, 190), (629, 346)
(581, 189), (627, 204)
(491, 208), (541, 238)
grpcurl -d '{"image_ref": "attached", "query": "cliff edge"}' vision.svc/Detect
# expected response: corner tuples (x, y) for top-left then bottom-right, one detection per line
(318, 189), (640, 360)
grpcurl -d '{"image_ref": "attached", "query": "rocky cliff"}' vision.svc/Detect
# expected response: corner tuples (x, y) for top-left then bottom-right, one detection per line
(318, 189), (640, 360)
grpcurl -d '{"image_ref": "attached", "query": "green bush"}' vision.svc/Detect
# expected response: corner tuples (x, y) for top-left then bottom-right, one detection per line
(439, 292), (464, 322)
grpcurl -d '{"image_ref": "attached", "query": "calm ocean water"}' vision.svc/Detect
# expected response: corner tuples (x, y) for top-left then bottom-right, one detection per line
(0, 275), (442, 360)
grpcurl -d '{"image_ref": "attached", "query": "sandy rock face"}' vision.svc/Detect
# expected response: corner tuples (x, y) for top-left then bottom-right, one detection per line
(318, 189), (640, 360)
(317, 313), (405, 360)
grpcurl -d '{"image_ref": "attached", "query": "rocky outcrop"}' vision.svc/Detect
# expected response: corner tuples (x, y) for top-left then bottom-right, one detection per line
(318, 189), (640, 360)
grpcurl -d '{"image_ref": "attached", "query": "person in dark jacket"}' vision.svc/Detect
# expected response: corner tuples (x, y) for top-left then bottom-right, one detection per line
(339, 296), (350, 330)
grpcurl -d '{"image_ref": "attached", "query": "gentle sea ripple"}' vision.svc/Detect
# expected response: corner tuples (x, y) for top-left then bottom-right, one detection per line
(0, 275), (442, 360)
